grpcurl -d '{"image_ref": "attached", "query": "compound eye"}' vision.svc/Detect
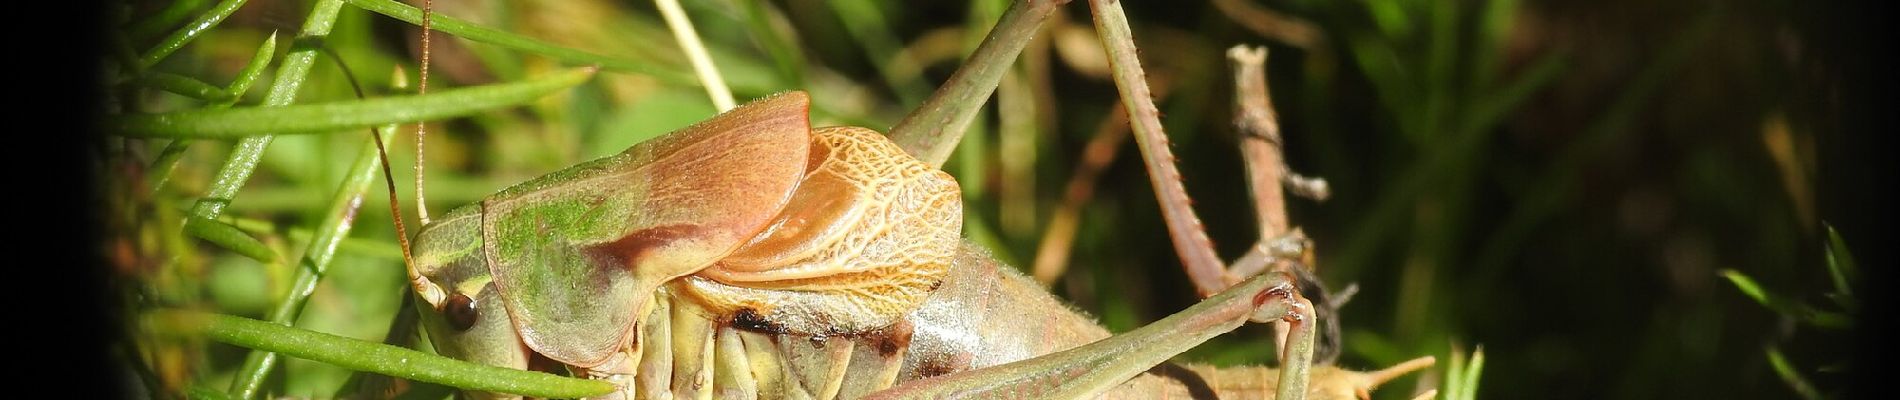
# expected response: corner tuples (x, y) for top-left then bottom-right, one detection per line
(444, 293), (479, 331)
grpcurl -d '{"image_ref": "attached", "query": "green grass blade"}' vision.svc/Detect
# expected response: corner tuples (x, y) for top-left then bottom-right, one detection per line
(1443, 345), (1466, 400)
(138, 72), (232, 102)
(184, 0), (345, 229)
(126, 0), (212, 42)
(1823, 223), (1857, 298)
(226, 125), (395, 398)
(215, 33), (281, 107)
(1765, 346), (1823, 400)
(343, 0), (694, 86)
(1721, 269), (1852, 329)
(147, 34), (280, 194)
(140, 0), (250, 69)
(114, 67), (597, 139)
(1460, 346), (1486, 400)
(184, 217), (278, 262)
(1719, 269), (1771, 307)
(154, 310), (617, 399)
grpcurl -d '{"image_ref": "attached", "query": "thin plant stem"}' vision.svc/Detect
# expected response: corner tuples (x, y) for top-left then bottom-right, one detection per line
(654, 0), (734, 111)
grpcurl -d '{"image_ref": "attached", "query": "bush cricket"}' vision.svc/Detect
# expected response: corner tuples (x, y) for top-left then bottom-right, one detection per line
(108, 0), (1442, 398)
(390, 1), (1436, 396)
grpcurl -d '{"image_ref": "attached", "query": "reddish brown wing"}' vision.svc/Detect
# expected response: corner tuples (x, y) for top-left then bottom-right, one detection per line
(479, 92), (816, 367)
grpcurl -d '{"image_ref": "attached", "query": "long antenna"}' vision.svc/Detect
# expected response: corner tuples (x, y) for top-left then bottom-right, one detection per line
(413, 0), (435, 225)
(375, 104), (435, 305)
(383, 0), (443, 307)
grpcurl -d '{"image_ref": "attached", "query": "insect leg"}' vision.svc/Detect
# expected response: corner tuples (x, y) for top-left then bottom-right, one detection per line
(710, 328), (758, 399)
(862, 269), (1308, 399)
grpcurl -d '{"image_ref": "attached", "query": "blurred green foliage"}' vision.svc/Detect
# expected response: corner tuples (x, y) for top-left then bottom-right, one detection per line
(101, 0), (1867, 398)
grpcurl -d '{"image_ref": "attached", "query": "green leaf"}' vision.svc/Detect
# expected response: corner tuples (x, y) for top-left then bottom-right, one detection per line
(154, 310), (617, 399)
(113, 67), (597, 139)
